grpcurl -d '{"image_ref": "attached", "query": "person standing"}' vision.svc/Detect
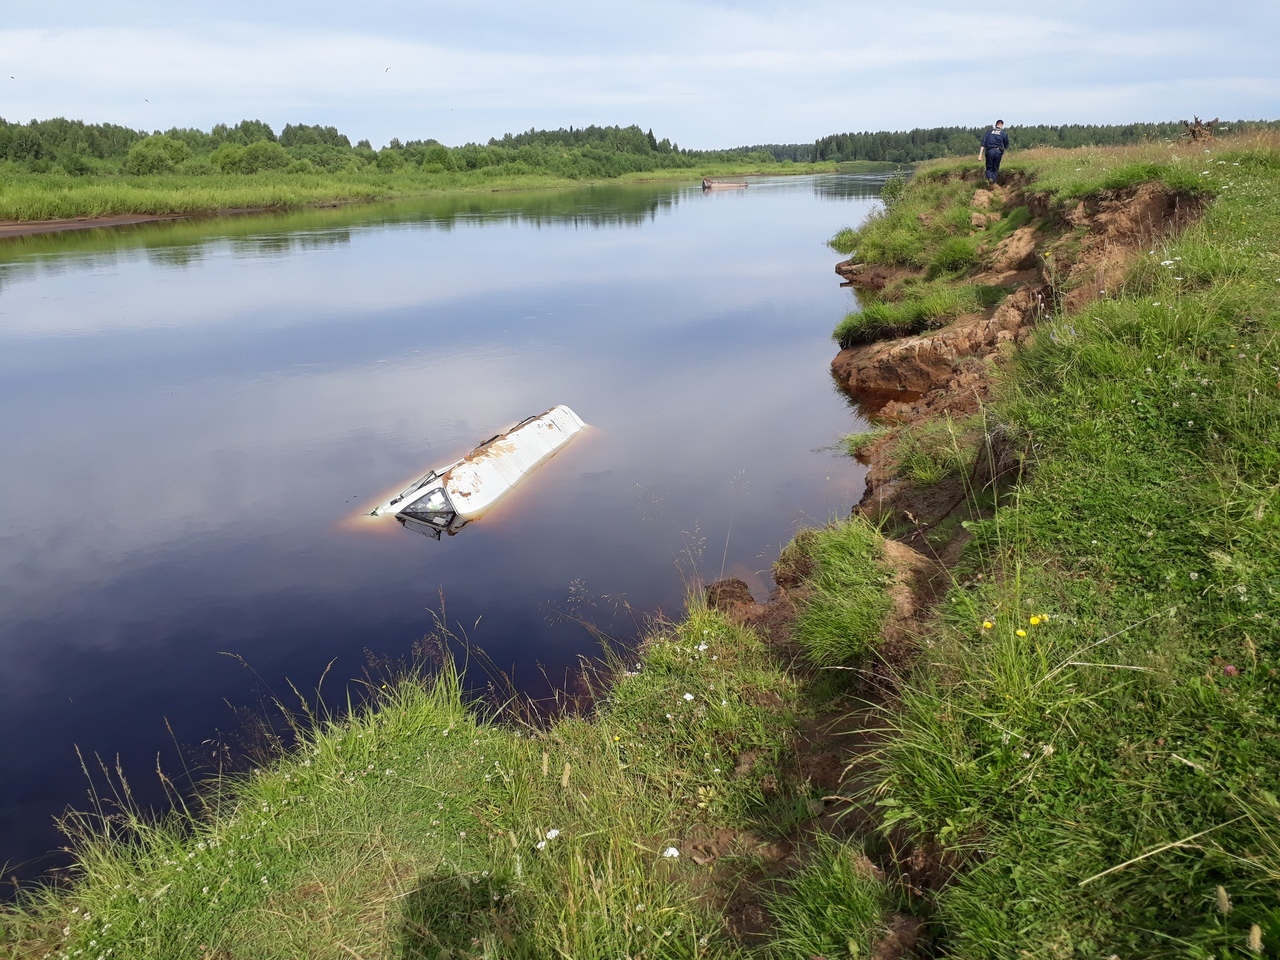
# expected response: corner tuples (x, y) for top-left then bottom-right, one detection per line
(979, 120), (1010, 185)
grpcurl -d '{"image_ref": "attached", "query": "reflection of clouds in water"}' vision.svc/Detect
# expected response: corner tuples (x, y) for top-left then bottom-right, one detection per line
(0, 176), (876, 874)
(634, 483), (666, 522)
(0, 185), (685, 287)
(0, 186), (806, 341)
(810, 173), (895, 200)
(0, 354), (533, 581)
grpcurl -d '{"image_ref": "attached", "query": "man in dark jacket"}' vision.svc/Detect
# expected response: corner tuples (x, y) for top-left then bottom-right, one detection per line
(979, 120), (1010, 184)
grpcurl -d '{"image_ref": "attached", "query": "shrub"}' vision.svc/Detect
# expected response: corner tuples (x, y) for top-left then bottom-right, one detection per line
(375, 149), (405, 171)
(879, 170), (909, 209)
(56, 152), (93, 176)
(122, 135), (192, 175)
(211, 140), (290, 174)
(421, 144), (455, 171)
(210, 143), (244, 173)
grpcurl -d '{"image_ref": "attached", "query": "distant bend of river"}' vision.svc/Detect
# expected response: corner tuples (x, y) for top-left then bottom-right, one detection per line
(0, 174), (884, 879)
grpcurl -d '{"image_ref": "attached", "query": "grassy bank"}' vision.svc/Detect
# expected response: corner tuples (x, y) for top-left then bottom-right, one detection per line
(0, 161), (834, 223)
(1, 552), (901, 960)
(827, 133), (1280, 956)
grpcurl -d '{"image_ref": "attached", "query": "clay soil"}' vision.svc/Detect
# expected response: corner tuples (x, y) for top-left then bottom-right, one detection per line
(834, 172), (1201, 530)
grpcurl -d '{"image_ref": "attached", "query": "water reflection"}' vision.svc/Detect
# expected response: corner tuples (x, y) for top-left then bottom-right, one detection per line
(812, 174), (893, 200)
(0, 174), (884, 879)
(0, 184), (685, 273)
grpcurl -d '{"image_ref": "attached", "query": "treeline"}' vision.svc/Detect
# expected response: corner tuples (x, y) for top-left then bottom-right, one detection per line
(0, 117), (778, 179)
(9, 114), (1277, 180)
(803, 120), (1280, 164)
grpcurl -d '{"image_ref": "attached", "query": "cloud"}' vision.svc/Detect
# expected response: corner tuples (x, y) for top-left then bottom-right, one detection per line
(0, 1), (1277, 146)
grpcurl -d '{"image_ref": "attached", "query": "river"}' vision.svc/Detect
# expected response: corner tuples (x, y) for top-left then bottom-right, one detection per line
(0, 174), (882, 878)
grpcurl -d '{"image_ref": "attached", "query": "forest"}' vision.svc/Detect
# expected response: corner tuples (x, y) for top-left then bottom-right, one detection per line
(6, 115), (1278, 181)
(0, 118), (774, 180)
(803, 119), (1280, 163)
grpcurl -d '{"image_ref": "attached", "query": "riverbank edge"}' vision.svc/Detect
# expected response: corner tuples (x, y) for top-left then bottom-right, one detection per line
(817, 134), (1280, 955)
(0, 161), (838, 234)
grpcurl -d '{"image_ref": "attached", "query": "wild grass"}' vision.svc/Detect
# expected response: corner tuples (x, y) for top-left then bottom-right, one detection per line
(835, 173), (977, 269)
(855, 134), (1280, 956)
(764, 837), (889, 958)
(782, 520), (893, 667)
(828, 226), (858, 254)
(888, 415), (980, 487)
(841, 428), (890, 462)
(0, 161), (831, 222)
(0, 604), (894, 958)
(834, 283), (987, 347)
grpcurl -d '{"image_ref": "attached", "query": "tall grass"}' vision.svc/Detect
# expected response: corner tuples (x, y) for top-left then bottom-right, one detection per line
(849, 134), (1280, 956)
(784, 520), (893, 667)
(0, 160), (832, 222)
(765, 836), (889, 958)
(1, 606), (894, 958)
(834, 283), (988, 347)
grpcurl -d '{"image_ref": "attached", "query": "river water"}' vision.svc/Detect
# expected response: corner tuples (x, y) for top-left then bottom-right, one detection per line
(0, 174), (881, 877)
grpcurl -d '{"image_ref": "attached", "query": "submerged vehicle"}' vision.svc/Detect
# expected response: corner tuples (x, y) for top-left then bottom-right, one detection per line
(370, 404), (587, 539)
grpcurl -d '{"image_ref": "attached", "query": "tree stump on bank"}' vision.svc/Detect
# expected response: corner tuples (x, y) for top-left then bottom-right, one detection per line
(1181, 116), (1220, 141)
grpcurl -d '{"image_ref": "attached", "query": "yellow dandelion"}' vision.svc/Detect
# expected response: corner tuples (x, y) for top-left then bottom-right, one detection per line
(982, 621), (994, 629)
(1030, 616), (1041, 625)
(1016, 629), (1027, 637)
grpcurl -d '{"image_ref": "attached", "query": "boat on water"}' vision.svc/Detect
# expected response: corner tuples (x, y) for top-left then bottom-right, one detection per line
(702, 177), (748, 191)
(370, 404), (587, 539)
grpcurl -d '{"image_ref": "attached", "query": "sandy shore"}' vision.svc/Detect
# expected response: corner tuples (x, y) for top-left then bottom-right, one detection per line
(0, 213), (193, 239)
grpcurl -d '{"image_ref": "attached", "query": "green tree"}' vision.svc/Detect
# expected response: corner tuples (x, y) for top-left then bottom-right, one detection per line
(121, 134), (192, 174)
(420, 144), (454, 171)
(210, 140), (290, 173)
(279, 123), (351, 149)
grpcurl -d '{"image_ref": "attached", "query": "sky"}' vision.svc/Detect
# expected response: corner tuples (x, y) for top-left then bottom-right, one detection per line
(2, 0), (1278, 150)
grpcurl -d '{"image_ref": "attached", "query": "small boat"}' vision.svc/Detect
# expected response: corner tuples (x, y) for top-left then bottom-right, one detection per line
(371, 404), (586, 539)
(702, 177), (748, 191)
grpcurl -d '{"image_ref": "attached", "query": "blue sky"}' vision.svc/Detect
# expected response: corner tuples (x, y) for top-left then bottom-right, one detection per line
(3, 0), (1277, 149)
